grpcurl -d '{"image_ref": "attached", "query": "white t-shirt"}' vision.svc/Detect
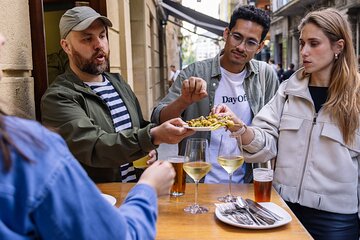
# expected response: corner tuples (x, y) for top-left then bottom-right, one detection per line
(205, 67), (252, 183)
(169, 70), (180, 82)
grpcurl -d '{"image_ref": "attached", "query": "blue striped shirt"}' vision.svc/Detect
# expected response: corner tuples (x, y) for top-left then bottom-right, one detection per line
(85, 77), (136, 182)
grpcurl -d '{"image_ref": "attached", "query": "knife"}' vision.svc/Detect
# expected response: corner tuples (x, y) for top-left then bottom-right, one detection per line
(245, 199), (283, 221)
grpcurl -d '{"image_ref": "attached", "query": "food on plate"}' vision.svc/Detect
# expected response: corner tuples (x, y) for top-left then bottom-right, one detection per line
(185, 114), (235, 130)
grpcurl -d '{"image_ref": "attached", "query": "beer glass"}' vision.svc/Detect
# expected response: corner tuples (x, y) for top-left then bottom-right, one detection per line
(167, 156), (186, 196)
(183, 138), (211, 214)
(217, 133), (244, 202)
(253, 164), (273, 202)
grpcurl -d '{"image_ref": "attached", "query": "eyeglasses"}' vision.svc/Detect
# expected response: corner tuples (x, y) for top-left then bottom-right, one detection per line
(228, 32), (260, 52)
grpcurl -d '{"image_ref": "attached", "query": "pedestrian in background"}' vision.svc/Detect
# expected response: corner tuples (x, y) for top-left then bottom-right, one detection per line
(280, 63), (295, 82)
(268, 58), (277, 73)
(276, 63), (284, 81)
(169, 64), (180, 87)
(214, 8), (360, 239)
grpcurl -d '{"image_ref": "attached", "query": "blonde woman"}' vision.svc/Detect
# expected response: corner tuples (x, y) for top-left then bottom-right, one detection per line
(214, 8), (360, 239)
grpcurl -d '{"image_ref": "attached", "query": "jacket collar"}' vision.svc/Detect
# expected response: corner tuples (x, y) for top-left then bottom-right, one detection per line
(211, 53), (222, 78)
(284, 67), (313, 101)
(245, 59), (260, 78)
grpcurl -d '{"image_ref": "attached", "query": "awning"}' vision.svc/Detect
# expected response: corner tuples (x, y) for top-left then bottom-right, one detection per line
(160, 0), (228, 36)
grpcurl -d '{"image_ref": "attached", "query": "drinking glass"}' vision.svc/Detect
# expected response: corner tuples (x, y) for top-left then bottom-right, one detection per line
(253, 161), (273, 202)
(167, 155), (186, 196)
(217, 133), (244, 202)
(183, 138), (212, 214)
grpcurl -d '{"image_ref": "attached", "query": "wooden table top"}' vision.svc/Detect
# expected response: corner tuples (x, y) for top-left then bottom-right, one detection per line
(97, 183), (313, 240)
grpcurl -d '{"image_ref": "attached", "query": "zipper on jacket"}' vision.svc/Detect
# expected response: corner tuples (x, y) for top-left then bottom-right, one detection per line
(312, 113), (318, 125)
(297, 112), (318, 201)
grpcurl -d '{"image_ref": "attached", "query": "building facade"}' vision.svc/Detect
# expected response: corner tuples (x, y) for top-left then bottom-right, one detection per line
(194, 32), (220, 62)
(271, 0), (360, 70)
(0, 0), (182, 120)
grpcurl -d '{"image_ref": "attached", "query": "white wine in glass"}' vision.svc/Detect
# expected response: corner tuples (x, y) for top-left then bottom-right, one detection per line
(217, 134), (244, 202)
(183, 162), (212, 182)
(217, 156), (244, 174)
(183, 138), (211, 214)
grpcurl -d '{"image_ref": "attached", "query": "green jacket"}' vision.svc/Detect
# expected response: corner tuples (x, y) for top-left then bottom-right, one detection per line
(151, 54), (279, 182)
(41, 69), (157, 183)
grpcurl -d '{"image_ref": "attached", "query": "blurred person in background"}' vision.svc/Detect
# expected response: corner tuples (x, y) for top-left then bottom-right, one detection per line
(41, 6), (193, 183)
(214, 8), (360, 239)
(0, 32), (176, 240)
(169, 64), (180, 87)
(276, 63), (284, 81)
(268, 58), (277, 73)
(151, 5), (279, 184)
(280, 63), (295, 82)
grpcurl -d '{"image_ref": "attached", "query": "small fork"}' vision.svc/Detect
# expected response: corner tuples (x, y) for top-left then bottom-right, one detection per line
(215, 203), (254, 225)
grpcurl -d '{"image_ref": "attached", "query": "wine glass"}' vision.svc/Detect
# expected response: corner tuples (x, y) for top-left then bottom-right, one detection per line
(183, 138), (212, 214)
(217, 133), (244, 202)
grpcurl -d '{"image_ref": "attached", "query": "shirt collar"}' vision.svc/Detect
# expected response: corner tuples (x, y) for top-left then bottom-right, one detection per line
(214, 52), (257, 79)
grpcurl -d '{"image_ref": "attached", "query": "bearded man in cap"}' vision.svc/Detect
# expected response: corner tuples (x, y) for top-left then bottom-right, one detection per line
(41, 6), (193, 183)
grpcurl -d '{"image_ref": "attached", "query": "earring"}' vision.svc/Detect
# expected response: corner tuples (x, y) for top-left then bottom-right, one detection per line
(335, 53), (338, 60)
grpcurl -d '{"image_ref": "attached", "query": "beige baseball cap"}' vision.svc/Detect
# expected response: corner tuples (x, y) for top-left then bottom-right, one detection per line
(59, 6), (112, 39)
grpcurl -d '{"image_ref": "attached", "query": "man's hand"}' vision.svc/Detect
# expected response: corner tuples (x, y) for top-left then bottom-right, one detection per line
(150, 118), (195, 145)
(158, 77), (208, 124)
(180, 77), (208, 105)
(146, 149), (157, 166)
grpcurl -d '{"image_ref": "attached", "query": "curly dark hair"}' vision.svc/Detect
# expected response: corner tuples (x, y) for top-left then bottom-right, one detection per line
(229, 5), (270, 42)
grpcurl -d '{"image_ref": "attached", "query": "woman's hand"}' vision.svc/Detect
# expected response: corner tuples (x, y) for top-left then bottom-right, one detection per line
(211, 104), (244, 132)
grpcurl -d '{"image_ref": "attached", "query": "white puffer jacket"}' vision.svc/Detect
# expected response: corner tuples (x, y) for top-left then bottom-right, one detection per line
(244, 68), (360, 217)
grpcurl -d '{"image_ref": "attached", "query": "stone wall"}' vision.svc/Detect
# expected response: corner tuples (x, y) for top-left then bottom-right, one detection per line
(130, 0), (161, 120)
(0, 0), (180, 121)
(0, 0), (35, 119)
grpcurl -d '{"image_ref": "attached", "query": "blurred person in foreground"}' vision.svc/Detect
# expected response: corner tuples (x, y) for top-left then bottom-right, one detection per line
(41, 6), (193, 183)
(0, 33), (176, 239)
(151, 5), (279, 184)
(214, 8), (360, 239)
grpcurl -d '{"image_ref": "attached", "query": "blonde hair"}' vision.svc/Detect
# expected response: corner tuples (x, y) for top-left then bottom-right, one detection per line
(298, 8), (360, 145)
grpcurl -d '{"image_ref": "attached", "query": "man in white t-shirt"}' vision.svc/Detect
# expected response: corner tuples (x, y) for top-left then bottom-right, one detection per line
(206, 68), (251, 183)
(152, 5), (279, 184)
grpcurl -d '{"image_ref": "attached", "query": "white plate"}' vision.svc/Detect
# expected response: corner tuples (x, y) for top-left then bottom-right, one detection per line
(101, 193), (116, 206)
(215, 202), (292, 229)
(184, 125), (224, 131)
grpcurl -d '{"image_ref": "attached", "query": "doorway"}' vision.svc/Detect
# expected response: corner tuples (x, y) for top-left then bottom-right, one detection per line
(28, 0), (107, 120)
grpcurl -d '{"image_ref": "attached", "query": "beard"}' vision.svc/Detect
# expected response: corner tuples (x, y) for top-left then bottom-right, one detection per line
(72, 48), (110, 75)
